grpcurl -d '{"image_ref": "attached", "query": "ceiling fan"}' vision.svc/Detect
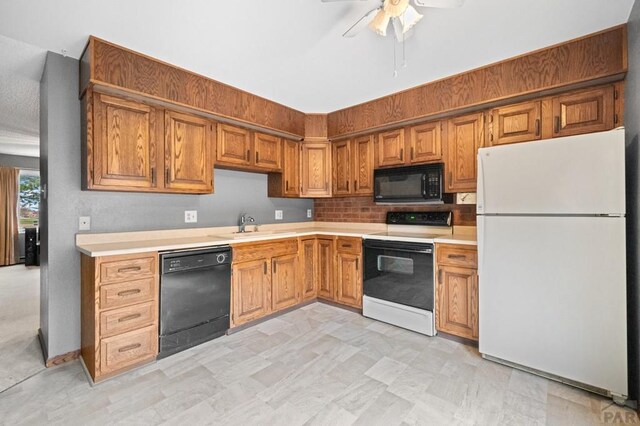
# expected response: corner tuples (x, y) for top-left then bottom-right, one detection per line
(322, 0), (465, 41)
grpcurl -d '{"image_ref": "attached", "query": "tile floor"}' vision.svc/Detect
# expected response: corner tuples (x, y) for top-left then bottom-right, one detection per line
(0, 302), (638, 425)
(0, 264), (43, 391)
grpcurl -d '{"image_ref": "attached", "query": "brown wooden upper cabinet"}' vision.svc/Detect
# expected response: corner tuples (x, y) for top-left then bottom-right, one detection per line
(332, 135), (374, 197)
(300, 141), (332, 197)
(332, 140), (351, 196)
(352, 135), (375, 195)
(216, 124), (252, 167)
(216, 124), (282, 172)
(85, 91), (213, 194)
(267, 139), (300, 198)
(552, 86), (615, 138)
(164, 110), (213, 192)
(445, 112), (484, 193)
(253, 132), (282, 171)
(489, 101), (541, 146)
(377, 129), (405, 167)
(90, 93), (158, 190)
(409, 121), (442, 163)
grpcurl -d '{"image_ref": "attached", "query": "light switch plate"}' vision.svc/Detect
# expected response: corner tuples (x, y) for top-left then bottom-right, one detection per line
(185, 210), (198, 223)
(275, 210), (283, 220)
(79, 216), (91, 231)
(307, 209), (312, 218)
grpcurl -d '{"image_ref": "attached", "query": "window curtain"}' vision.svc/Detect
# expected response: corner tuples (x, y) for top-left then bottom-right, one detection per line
(0, 167), (19, 266)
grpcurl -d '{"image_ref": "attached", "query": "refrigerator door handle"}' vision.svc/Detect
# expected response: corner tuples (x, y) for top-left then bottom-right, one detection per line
(477, 151), (486, 214)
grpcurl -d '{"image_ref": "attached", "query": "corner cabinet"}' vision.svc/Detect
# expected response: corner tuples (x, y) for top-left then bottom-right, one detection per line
(83, 90), (214, 194)
(300, 141), (332, 197)
(435, 244), (478, 341)
(331, 135), (374, 197)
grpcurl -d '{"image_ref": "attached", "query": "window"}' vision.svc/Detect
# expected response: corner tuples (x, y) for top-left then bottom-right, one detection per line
(19, 170), (40, 230)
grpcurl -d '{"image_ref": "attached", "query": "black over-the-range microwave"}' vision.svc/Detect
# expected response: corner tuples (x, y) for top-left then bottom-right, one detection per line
(373, 163), (451, 204)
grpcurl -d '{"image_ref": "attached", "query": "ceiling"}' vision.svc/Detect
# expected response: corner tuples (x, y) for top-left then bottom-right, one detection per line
(0, 0), (635, 156)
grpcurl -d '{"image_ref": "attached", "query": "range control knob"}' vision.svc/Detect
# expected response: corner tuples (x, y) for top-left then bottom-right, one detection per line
(216, 253), (227, 264)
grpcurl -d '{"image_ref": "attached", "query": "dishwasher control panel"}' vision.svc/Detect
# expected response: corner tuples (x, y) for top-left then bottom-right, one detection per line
(161, 246), (231, 273)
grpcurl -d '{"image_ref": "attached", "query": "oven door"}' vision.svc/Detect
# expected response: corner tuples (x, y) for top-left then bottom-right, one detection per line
(363, 239), (434, 311)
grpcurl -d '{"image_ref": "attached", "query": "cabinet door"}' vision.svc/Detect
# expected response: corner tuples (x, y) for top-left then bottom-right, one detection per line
(92, 93), (158, 189)
(232, 259), (271, 327)
(332, 140), (351, 196)
(490, 101), (541, 146)
(436, 265), (478, 340)
(352, 135), (374, 195)
(283, 139), (300, 196)
(409, 122), (441, 163)
(164, 110), (213, 192)
(317, 238), (334, 300)
(300, 238), (317, 301)
(377, 129), (405, 167)
(301, 142), (331, 197)
(217, 124), (251, 167)
(552, 86), (615, 138)
(254, 132), (282, 171)
(272, 254), (299, 312)
(336, 253), (362, 308)
(445, 112), (484, 193)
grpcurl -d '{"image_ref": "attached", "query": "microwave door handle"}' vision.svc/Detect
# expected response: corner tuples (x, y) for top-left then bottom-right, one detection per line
(421, 174), (427, 197)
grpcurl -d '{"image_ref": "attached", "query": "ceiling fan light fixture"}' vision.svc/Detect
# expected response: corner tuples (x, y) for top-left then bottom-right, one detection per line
(369, 9), (391, 36)
(384, 0), (410, 17)
(399, 5), (423, 33)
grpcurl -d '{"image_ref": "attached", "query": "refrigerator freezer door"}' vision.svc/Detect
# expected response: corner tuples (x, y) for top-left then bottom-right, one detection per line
(477, 128), (625, 215)
(478, 215), (627, 396)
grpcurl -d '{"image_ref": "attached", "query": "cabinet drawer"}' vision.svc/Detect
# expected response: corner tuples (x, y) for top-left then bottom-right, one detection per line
(232, 238), (298, 263)
(100, 325), (157, 374)
(100, 255), (156, 283)
(100, 278), (155, 310)
(336, 237), (362, 254)
(100, 302), (155, 337)
(436, 244), (478, 268)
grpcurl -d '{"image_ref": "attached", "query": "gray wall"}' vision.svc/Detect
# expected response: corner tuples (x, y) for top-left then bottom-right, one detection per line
(39, 52), (313, 358)
(0, 153), (39, 170)
(626, 0), (640, 404)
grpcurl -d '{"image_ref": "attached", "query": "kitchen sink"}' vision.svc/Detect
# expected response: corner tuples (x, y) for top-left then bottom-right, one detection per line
(211, 230), (296, 239)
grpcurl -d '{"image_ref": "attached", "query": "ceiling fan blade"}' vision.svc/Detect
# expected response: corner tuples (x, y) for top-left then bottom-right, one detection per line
(413, 0), (464, 8)
(343, 8), (381, 37)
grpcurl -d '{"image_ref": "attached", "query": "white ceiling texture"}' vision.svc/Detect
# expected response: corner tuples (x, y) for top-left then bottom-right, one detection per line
(0, 0), (635, 156)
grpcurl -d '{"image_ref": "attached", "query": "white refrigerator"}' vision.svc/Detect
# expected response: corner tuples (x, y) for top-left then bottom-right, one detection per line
(477, 128), (628, 399)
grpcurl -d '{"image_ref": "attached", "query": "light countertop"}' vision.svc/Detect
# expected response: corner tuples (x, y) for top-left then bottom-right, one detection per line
(76, 222), (476, 257)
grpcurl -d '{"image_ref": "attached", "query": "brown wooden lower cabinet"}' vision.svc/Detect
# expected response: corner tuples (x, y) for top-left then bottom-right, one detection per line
(318, 236), (363, 309)
(232, 258), (271, 326)
(435, 244), (479, 341)
(300, 237), (318, 301)
(271, 253), (300, 311)
(317, 237), (335, 299)
(81, 252), (159, 382)
(335, 252), (361, 308)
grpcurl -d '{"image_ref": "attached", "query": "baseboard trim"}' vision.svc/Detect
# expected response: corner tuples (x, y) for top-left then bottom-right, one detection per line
(38, 330), (81, 367)
(317, 298), (362, 314)
(436, 330), (478, 348)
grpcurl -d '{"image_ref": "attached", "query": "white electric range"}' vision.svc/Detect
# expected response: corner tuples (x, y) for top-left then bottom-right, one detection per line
(362, 211), (452, 336)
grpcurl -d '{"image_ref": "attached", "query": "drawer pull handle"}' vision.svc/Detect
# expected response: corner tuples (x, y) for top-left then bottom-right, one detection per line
(118, 266), (141, 273)
(117, 289), (141, 297)
(118, 313), (142, 323)
(118, 343), (141, 353)
(341, 244), (353, 248)
(448, 254), (467, 259)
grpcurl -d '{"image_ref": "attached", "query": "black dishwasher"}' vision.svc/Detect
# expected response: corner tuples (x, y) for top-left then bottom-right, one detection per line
(158, 246), (231, 359)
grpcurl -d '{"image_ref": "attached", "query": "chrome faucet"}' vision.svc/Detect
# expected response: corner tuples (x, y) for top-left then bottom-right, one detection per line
(239, 213), (255, 233)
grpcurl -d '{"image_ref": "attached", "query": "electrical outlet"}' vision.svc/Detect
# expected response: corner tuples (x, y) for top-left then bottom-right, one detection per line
(79, 216), (91, 231)
(185, 210), (198, 223)
(275, 210), (283, 220)
(307, 209), (312, 218)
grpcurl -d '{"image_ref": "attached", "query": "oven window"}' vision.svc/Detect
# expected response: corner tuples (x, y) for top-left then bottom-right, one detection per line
(377, 255), (413, 275)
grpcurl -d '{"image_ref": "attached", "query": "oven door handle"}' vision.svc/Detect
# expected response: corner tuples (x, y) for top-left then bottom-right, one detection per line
(365, 245), (432, 254)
